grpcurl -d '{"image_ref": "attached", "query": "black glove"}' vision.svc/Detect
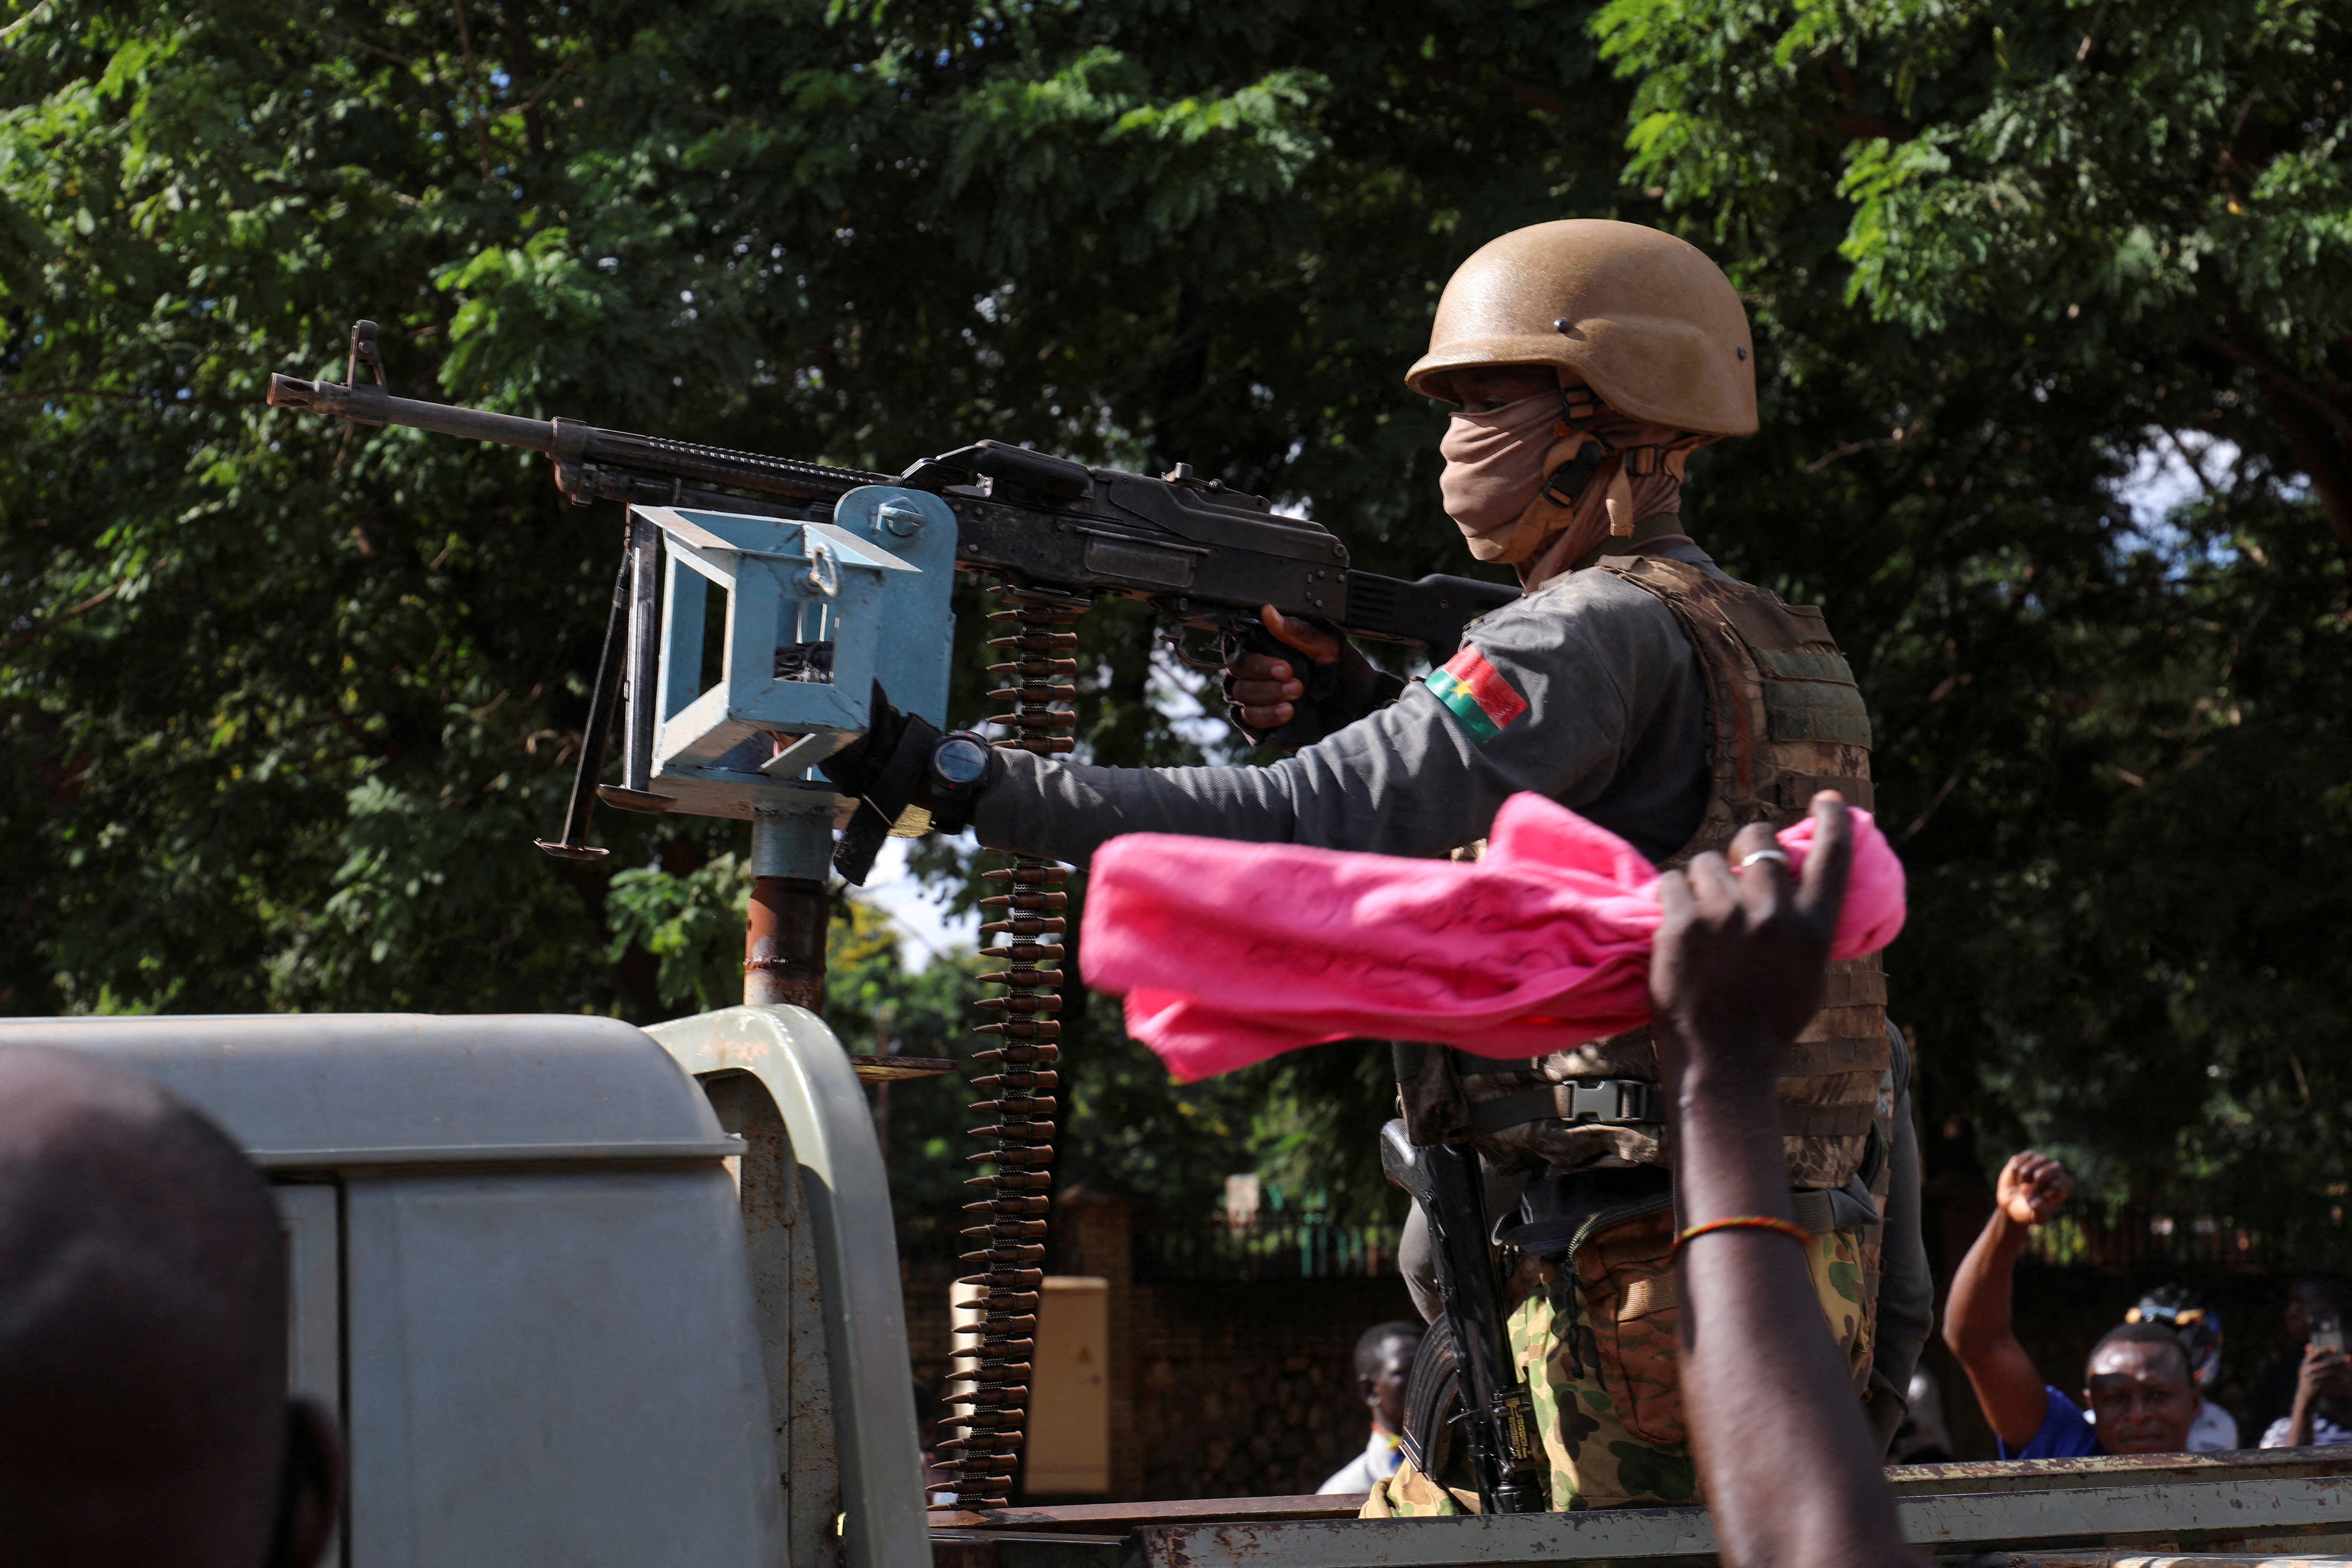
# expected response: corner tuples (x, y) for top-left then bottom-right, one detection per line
(1220, 620), (1404, 750)
(818, 682), (944, 885)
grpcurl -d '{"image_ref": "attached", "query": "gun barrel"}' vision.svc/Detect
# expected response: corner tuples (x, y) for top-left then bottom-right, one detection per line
(266, 374), (555, 452)
(267, 373), (889, 505)
(575, 425), (887, 504)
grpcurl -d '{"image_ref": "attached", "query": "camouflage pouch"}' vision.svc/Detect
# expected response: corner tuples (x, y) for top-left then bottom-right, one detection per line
(1358, 1462), (1476, 1518)
(1378, 1207), (1879, 1516)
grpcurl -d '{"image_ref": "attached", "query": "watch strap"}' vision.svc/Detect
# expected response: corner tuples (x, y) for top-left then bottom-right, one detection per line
(927, 731), (998, 836)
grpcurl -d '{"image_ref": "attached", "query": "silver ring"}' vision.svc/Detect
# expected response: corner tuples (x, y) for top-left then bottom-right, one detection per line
(1737, 848), (1792, 871)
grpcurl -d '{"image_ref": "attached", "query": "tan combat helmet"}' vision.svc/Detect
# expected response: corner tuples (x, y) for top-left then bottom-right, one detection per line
(1406, 219), (1757, 436)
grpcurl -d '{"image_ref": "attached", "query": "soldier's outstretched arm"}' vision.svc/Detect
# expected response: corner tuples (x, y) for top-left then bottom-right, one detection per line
(1649, 796), (1916, 1568)
(964, 572), (1706, 865)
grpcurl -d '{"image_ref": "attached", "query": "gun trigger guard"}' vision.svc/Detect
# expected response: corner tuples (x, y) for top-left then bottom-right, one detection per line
(1159, 621), (1229, 672)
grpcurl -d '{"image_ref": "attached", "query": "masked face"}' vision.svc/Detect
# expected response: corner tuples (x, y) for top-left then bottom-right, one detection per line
(1439, 390), (1592, 563)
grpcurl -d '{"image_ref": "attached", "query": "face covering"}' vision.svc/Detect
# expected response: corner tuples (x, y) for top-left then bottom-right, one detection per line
(1440, 384), (1700, 569)
(1439, 391), (1578, 563)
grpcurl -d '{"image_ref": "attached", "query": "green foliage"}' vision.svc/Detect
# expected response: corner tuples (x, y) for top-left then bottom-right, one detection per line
(4, 0), (2348, 1255)
(1596, 0), (2352, 552)
(0, 0), (1608, 1222)
(1594, 0), (2352, 1247)
(604, 852), (754, 1015)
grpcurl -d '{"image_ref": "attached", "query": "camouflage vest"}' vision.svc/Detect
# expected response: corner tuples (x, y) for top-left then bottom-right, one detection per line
(1401, 554), (1890, 1192)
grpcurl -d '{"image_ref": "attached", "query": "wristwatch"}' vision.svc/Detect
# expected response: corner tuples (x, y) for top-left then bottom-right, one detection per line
(926, 731), (998, 835)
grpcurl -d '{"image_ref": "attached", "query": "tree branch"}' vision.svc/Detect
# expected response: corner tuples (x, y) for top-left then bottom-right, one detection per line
(0, 582), (120, 656)
(2196, 328), (2352, 559)
(451, 0), (497, 183)
(2197, 328), (2352, 446)
(0, 0), (52, 42)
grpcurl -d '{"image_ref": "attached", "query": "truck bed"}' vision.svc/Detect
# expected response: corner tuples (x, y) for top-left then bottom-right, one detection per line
(931, 1447), (2352, 1568)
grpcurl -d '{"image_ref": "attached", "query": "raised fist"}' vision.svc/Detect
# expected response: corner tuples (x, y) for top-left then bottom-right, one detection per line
(1995, 1151), (2072, 1228)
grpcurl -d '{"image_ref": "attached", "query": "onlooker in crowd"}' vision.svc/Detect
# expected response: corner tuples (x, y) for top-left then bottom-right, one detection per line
(1317, 1320), (1423, 1495)
(2125, 1286), (2240, 1451)
(2260, 1337), (2352, 1448)
(1650, 796), (1915, 1564)
(2245, 1275), (2352, 1438)
(0, 1047), (340, 1567)
(1944, 1150), (2198, 1458)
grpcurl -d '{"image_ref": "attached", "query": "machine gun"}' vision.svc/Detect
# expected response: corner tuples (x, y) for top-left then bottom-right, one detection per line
(270, 323), (1524, 1505)
(266, 324), (1513, 663)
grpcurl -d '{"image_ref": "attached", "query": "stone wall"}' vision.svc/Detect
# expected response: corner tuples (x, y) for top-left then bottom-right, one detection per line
(1129, 1276), (1417, 1500)
(901, 1203), (1415, 1504)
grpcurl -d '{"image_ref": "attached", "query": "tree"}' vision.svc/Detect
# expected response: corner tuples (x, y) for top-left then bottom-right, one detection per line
(1594, 0), (2352, 1246)
(1600, 0), (2352, 554)
(9, 0), (2347, 1255)
(0, 0), (1626, 1225)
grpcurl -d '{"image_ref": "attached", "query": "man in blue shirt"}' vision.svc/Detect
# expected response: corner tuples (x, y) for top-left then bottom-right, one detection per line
(1944, 1150), (2199, 1459)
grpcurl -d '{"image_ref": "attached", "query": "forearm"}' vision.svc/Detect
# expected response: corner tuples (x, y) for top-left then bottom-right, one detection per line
(1675, 1064), (1912, 1568)
(969, 691), (1490, 865)
(971, 748), (1303, 865)
(1942, 1211), (2028, 1360)
(2287, 1390), (2319, 1447)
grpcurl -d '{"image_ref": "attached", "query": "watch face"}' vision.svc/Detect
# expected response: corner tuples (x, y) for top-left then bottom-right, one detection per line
(934, 736), (992, 786)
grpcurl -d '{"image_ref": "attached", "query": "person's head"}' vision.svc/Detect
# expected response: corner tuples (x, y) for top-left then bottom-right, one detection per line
(2127, 1284), (2222, 1389)
(2082, 1323), (2198, 1454)
(2286, 1275), (2351, 1344)
(1354, 1320), (1422, 1435)
(1408, 220), (1757, 574)
(0, 1048), (340, 1568)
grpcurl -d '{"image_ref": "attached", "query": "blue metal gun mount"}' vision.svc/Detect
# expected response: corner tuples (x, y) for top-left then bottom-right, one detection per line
(607, 487), (958, 824)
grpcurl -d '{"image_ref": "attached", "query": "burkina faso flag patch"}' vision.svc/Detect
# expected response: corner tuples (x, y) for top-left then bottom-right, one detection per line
(1424, 645), (1527, 744)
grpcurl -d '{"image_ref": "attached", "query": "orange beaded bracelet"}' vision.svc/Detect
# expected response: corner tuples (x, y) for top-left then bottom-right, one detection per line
(1672, 1214), (1811, 1255)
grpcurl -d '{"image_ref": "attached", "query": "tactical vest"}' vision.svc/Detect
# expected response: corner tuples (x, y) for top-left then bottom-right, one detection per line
(1409, 553), (1891, 1194)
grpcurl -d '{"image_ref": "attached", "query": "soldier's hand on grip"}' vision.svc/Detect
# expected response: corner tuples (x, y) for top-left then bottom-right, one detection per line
(1224, 606), (1343, 729)
(1222, 605), (1403, 749)
(1649, 791), (1853, 1096)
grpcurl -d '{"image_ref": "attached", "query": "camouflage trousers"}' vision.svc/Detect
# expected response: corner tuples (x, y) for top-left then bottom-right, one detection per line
(1361, 1207), (1875, 1516)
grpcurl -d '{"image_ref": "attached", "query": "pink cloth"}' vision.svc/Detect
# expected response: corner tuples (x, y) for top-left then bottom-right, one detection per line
(1078, 792), (1906, 1083)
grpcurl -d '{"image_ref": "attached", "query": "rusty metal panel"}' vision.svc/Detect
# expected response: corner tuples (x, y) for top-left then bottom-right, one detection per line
(939, 1456), (2352, 1568)
(1133, 1506), (1711, 1568)
(1903, 1476), (2352, 1553)
(931, 1496), (1367, 1534)
(1981, 1555), (2352, 1567)
(931, 1531), (1129, 1568)
(1127, 1474), (2352, 1568)
(1891, 1449), (2352, 1497)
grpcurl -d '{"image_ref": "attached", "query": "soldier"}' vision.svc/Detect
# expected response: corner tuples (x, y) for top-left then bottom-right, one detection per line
(824, 219), (1932, 1512)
